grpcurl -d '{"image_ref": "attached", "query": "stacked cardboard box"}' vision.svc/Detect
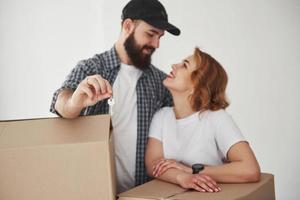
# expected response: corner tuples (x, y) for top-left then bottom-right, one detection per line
(0, 115), (116, 200)
(0, 115), (275, 200)
(118, 173), (275, 200)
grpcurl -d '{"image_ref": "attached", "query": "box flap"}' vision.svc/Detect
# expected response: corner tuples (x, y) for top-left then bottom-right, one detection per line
(118, 179), (186, 199)
(0, 115), (111, 149)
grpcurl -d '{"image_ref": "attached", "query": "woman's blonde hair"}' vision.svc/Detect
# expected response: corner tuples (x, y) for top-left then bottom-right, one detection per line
(190, 47), (229, 111)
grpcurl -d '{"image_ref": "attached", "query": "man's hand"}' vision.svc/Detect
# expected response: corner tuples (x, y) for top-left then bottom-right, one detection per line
(70, 75), (112, 109)
(177, 173), (221, 193)
(55, 74), (112, 118)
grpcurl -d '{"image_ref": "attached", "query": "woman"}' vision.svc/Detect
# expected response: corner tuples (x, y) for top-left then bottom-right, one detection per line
(145, 48), (260, 193)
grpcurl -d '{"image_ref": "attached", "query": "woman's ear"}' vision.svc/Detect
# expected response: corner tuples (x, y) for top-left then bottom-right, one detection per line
(122, 18), (135, 36)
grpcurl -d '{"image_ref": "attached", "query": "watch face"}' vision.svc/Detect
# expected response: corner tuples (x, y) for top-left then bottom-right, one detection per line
(192, 164), (204, 174)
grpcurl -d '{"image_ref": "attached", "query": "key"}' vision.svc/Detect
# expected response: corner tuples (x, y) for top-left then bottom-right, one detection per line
(107, 97), (115, 116)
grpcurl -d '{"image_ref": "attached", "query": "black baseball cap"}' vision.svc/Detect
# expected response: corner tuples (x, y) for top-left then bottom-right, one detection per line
(121, 0), (181, 36)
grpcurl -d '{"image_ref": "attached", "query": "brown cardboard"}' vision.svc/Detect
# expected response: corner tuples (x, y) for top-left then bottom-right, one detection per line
(0, 115), (116, 200)
(118, 173), (275, 200)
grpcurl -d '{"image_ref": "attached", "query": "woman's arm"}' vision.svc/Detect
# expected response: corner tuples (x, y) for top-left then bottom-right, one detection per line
(145, 138), (220, 192)
(145, 137), (186, 184)
(201, 141), (261, 183)
(153, 141), (260, 183)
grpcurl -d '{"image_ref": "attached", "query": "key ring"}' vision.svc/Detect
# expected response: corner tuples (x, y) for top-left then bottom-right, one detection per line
(108, 96), (115, 116)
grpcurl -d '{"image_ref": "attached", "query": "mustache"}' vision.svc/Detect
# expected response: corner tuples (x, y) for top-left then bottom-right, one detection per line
(142, 46), (155, 54)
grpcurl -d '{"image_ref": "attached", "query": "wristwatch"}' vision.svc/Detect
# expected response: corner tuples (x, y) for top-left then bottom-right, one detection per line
(192, 164), (205, 174)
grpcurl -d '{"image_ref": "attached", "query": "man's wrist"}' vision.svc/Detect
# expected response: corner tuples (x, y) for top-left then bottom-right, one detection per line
(55, 91), (82, 118)
(65, 98), (83, 117)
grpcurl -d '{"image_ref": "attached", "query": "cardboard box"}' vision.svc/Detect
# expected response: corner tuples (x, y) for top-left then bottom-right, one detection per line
(118, 173), (275, 200)
(0, 115), (116, 200)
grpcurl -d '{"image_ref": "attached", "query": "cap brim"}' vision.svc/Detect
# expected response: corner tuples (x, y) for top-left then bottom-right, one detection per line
(145, 20), (181, 36)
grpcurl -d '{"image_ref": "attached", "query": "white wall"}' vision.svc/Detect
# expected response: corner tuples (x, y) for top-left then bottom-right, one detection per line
(1, 0), (299, 199)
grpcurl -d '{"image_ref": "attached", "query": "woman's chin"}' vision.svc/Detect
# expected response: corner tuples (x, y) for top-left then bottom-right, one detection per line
(163, 79), (171, 89)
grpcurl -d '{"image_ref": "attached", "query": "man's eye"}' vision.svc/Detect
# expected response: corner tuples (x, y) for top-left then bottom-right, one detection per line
(147, 33), (154, 37)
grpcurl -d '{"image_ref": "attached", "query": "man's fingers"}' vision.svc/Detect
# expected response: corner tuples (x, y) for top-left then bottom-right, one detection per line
(80, 85), (95, 99)
(104, 80), (113, 95)
(86, 77), (101, 96)
(94, 75), (110, 95)
(85, 75), (111, 96)
(97, 93), (111, 101)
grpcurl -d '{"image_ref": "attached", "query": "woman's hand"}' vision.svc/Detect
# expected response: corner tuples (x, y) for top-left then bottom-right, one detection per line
(152, 158), (191, 177)
(177, 173), (221, 193)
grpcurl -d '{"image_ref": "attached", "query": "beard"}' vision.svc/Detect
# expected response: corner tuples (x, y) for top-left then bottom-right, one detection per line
(124, 32), (155, 70)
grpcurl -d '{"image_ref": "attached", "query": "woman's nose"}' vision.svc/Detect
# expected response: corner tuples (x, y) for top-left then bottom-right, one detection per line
(172, 63), (181, 70)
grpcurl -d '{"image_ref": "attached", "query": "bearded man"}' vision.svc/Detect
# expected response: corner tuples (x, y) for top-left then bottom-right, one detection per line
(50, 0), (180, 193)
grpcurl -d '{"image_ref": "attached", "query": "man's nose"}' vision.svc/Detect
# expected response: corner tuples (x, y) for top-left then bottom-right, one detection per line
(151, 37), (160, 49)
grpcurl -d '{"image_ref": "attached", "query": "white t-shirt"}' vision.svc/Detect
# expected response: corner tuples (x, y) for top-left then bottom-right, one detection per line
(149, 107), (246, 166)
(112, 63), (142, 193)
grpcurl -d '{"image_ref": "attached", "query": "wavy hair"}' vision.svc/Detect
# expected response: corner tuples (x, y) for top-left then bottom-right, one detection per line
(190, 47), (229, 111)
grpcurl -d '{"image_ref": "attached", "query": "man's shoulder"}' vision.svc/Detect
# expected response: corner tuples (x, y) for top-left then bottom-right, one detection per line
(76, 47), (119, 70)
(94, 47), (118, 61)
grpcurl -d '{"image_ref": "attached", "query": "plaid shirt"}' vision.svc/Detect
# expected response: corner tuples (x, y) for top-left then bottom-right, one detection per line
(50, 47), (173, 186)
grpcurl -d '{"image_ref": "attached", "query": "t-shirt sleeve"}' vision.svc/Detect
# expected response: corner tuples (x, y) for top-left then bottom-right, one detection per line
(148, 109), (165, 141)
(214, 110), (246, 159)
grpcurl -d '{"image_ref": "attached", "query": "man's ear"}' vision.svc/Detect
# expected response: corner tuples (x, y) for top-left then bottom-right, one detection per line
(122, 18), (135, 36)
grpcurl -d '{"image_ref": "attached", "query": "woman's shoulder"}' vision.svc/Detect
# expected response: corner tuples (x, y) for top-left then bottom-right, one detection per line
(205, 109), (232, 121)
(155, 106), (174, 116)
(151, 107), (174, 126)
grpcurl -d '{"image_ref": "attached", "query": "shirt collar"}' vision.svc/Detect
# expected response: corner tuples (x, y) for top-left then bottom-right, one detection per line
(103, 46), (121, 71)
